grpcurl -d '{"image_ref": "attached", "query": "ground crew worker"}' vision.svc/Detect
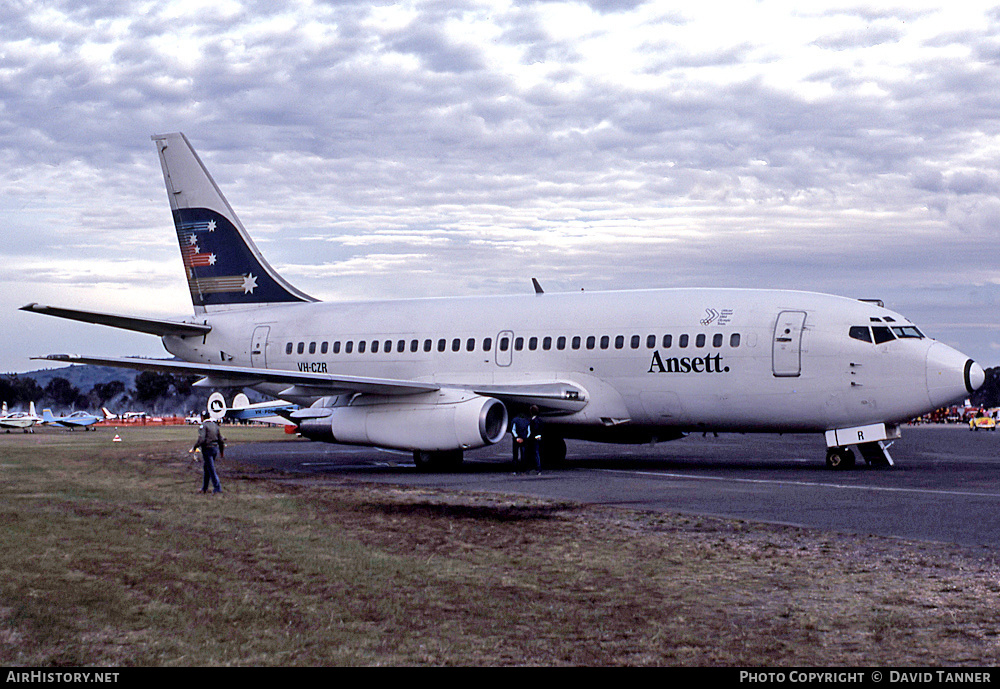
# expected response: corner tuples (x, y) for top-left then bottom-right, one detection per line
(189, 413), (225, 494)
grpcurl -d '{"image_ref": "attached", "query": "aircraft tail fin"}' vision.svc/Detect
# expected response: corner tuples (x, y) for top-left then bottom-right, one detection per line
(151, 132), (316, 314)
(42, 409), (55, 422)
(102, 407), (114, 420)
(29, 402), (36, 418)
(1, 402), (6, 416)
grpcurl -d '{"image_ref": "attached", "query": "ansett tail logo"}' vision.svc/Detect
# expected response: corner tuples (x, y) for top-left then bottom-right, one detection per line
(648, 351), (730, 374)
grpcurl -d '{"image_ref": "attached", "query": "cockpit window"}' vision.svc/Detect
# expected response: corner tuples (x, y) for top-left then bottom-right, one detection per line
(849, 326), (872, 343)
(872, 326), (895, 344)
(891, 326), (924, 339)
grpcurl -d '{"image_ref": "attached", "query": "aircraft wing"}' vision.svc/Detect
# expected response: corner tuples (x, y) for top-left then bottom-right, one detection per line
(36, 354), (441, 397)
(35, 355), (589, 412)
(20, 303), (212, 338)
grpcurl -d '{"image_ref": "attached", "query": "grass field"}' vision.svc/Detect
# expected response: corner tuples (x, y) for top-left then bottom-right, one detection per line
(2, 424), (1000, 666)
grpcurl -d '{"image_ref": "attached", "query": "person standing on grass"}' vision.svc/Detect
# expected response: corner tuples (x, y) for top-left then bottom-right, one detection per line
(189, 413), (225, 494)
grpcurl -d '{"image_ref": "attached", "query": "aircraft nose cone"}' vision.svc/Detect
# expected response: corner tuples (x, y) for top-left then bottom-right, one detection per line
(967, 359), (985, 394)
(926, 342), (984, 408)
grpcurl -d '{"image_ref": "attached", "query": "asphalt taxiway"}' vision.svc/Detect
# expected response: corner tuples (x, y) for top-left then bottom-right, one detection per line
(228, 425), (1000, 548)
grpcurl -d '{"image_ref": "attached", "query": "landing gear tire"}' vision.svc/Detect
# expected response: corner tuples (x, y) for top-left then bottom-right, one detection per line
(826, 447), (856, 470)
(541, 437), (567, 468)
(413, 449), (464, 472)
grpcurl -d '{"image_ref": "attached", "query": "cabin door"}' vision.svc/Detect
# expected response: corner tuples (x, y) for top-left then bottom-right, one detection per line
(772, 311), (806, 377)
(250, 326), (270, 368)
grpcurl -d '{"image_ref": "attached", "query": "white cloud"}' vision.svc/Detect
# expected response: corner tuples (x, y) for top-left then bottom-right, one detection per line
(3, 0), (1000, 372)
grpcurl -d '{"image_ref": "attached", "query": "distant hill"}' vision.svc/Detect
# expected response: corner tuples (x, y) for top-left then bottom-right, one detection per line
(12, 365), (139, 391)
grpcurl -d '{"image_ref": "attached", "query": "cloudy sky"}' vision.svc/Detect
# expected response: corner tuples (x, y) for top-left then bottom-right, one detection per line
(3, 0), (1000, 375)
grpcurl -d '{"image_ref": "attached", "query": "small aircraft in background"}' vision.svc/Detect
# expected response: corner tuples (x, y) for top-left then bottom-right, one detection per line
(41, 408), (107, 430)
(207, 392), (298, 426)
(0, 401), (41, 433)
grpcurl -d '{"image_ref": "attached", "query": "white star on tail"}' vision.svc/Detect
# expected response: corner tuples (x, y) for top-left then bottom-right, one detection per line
(241, 273), (258, 294)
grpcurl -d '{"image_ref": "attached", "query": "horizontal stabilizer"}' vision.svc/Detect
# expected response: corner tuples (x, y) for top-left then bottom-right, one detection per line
(20, 303), (211, 338)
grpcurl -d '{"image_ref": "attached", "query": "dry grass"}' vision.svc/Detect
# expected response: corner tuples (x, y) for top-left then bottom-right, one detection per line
(2, 425), (1000, 666)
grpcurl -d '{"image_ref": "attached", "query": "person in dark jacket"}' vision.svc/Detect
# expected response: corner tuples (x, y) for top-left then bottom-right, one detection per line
(189, 414), (225, 494)
(510, 412), (532, 473)
(527, 405), (543, 474)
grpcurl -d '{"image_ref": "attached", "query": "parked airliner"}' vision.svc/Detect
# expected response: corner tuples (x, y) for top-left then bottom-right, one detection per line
(23, 132), (985, 469)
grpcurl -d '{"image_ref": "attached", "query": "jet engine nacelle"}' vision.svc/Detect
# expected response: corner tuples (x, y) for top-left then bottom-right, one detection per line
(297, 390), (508, 452)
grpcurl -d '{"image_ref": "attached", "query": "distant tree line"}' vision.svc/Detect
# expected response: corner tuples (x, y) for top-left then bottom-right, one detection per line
(0, 372), (210, 414)
(971, 367), (1000, 409)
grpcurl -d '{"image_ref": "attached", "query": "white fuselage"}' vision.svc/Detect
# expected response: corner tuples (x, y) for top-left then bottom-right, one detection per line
(162, 287), (975, 442)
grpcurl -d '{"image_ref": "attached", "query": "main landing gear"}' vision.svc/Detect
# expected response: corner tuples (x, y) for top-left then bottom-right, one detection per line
(412, 449), (464, 472)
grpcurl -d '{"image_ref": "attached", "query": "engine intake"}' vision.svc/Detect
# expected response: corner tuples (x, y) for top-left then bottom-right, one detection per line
(297, 390), (508, 452)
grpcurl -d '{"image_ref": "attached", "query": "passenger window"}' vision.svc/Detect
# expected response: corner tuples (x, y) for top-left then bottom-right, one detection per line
(528, 337), (538, 351)
(370, 340), (378, 353)
(600, 335), (610, 349)
(543, 336), (552, 350)
(309, 342), (316, 354)
(452, 338), (461, 352)
(423, 339), (432, 352)
(630, 335), (640, 349)
(614, 335), (624, 349)
(321, 342), (328, 354)
(483, 338), (492, 351)
(679, 334), (689, 348)
(297, 342), (305, 354)
(286, 342), (293, 355)
(646, 334), (656, 349)
(499, 337), (509, 351)
(411, 340), (419, 353)
(713, 334), (723, 348)
(872, 326), (895, 344)
(466, 338), (476, 352)
(437, 339), (446, 352)
(662, 334), (672, 348)
(398, 340), (406, 353)
(358, 340), (367, 354)
(333, 341), (341, 354)
(345, 341), (354, 354)
(556, 336), (566, 350)
(729, 333), (740, 348)
(572, 336), (581, 350)
(514, 337), (524, 351)
(695, 334), (706, 348)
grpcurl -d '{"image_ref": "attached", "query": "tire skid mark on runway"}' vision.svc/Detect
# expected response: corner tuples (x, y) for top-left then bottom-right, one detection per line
(593, 469), (1000, 499)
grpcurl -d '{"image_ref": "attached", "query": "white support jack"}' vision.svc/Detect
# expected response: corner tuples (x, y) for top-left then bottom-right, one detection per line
(824, 423), (900, 469)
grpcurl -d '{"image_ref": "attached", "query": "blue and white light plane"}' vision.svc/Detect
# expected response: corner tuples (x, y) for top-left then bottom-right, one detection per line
(23, 132), (985, 469)
(41, 409), (103, 430)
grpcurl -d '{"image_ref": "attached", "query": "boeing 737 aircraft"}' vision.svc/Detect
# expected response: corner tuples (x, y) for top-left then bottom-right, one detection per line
(23, 132), (985, 469)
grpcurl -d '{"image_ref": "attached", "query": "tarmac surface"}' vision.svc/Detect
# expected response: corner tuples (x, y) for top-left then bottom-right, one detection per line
(229, 424), (1000, 549)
